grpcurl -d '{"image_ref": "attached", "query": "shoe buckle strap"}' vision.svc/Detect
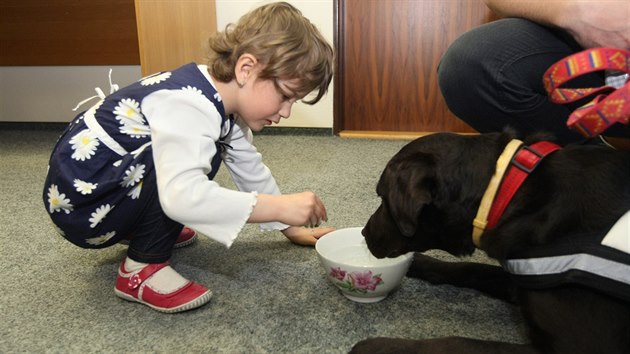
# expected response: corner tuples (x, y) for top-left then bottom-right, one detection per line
(127, 262), (170, 290)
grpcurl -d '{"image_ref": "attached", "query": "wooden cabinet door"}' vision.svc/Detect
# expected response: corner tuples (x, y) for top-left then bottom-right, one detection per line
(0, 0), (139, 66)
(334, 0), (494, 136)
(134, 0), (217, 76)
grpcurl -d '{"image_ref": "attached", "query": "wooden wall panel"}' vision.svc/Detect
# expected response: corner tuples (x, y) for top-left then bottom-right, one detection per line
(0, 0), (139, 66)
(134, 0), (217, 76)
(335, 0), (495, 135)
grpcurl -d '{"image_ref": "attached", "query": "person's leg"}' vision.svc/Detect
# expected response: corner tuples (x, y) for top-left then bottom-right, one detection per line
(115, 172), (212, 313)
(123, 167), (197, 261)
(438, 18), (619, 145)
(125, 193), (181, 263)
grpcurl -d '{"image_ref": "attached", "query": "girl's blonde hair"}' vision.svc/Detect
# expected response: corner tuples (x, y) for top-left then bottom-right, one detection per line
(207, 2), (333, 104)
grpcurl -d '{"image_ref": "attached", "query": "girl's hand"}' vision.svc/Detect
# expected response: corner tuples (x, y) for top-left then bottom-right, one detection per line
(282, 226), (336, 246)
(249, 192), (329, 227)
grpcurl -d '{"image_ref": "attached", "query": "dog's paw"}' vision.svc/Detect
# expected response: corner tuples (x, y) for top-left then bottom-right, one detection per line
(407, 253), (517, 302)
(350, 337), (421, 354)
(406, 253), (450, 283)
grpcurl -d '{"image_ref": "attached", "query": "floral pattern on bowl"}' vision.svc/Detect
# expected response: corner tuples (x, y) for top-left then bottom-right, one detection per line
(328, 267), (384, 294)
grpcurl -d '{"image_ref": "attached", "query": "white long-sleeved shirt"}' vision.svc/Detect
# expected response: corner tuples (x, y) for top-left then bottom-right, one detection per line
(143, 66), (287, 247)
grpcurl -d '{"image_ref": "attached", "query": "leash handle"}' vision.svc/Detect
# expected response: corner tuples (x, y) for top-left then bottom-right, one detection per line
(543, 48), (630, 137)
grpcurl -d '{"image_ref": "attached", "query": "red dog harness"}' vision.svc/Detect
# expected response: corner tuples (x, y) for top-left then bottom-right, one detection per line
(473, 142), (630, 302)
(473, 140), (560, 246)
(543, 48), (630, 137)
(486, 141), (561, 230)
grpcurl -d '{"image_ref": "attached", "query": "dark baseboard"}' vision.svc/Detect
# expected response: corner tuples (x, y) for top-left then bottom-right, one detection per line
(0, 122), (68, 132)
(255, 127), (333, 136)
(0, 122), (334, 136)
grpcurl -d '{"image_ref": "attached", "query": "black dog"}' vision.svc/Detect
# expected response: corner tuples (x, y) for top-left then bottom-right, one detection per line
(352, 131), (630, 354)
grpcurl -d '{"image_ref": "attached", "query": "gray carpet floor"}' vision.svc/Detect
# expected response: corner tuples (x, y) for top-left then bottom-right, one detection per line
(0, 124), (527, 353)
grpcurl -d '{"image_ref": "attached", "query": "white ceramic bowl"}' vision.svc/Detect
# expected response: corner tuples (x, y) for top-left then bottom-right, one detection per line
(315, 227), (413, 303)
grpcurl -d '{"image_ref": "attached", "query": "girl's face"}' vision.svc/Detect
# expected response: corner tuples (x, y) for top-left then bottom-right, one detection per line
(237, 74), (299, 132)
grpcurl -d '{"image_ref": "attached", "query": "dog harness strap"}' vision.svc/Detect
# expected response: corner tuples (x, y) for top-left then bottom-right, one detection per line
(503, 253), (630, 302)
(543, 48), (630, 137)
(473, 140), (562, 248)
(472, 139), (523, 246)
(502, 214), (630, 303)
(486, 141), (561, 231)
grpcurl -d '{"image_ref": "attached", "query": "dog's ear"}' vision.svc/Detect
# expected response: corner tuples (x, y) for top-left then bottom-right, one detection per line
(378, 153), (435, 237)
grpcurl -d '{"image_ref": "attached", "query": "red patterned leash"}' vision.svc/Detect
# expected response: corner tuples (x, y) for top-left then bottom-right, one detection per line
(543, 48), (630, 137)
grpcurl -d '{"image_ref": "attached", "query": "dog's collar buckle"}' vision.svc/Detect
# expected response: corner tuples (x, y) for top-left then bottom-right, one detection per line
(511, 144), (546, 173)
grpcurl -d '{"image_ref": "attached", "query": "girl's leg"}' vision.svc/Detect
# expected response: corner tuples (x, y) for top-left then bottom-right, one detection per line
(125, 191), (181, 263)
(124, 167), (196, 262)
(115, 173), (212, 313)
(437, 18), (625, 145)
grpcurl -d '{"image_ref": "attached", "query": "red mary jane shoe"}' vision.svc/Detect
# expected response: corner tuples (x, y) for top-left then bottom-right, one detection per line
(114, 261), (212, 313)
(173, 227), (198, 248)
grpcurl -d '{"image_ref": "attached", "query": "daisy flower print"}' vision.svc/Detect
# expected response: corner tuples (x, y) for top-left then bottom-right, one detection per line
(140, 72), (171, 86)
(182, 85), (203, 96)
(127, 181), (143, 199)
(114, 98), (150, 138)
(86, 231), (116, 246)
(120, 163), (145, 188)
(113, 98), (143, 124)
(120, 121), (151, 139)
(69, 128), (100, 161)
(74, 179), (98, 195)
(47, 184), (74, 214)
(89, 204), (112, 228)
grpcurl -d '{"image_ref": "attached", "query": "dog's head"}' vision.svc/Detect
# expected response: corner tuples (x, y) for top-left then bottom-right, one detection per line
(363, 132), (513, 258)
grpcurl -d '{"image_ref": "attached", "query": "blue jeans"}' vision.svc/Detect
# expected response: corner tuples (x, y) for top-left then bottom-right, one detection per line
(438, 18), (628, 144)
(126, 171), (182, 264)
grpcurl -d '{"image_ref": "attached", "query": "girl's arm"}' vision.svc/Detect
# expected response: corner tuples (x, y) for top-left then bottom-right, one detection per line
(224, 119), (333, 245)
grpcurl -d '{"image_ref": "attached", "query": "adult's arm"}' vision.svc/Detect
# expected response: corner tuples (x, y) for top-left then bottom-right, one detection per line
(484, 0), (630, 49)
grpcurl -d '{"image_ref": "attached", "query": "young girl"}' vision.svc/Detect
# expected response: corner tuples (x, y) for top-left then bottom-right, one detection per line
(43, 2), (334, 313)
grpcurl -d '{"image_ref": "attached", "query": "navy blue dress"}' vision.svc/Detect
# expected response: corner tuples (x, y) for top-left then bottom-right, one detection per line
(43, 63), (233, 248)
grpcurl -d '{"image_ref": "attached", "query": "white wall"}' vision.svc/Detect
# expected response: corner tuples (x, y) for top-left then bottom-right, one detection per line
(0, 0), (333, 128)
(0, 66), (142, 123)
